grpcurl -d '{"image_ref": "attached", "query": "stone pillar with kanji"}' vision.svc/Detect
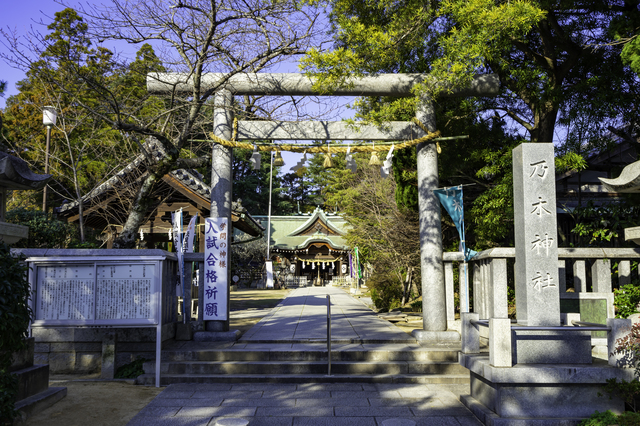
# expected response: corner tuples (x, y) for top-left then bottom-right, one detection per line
(513, 143), (560, 326)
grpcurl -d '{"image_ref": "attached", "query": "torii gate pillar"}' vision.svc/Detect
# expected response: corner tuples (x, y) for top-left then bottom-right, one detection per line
(205, 89), (234, 333)
(413, 98), (460, 342)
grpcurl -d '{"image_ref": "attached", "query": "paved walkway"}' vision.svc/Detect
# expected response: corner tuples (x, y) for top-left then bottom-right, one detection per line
(128, 286), (480, 426)
(127, 382), (481, 426)
(240, 286), (415, 343)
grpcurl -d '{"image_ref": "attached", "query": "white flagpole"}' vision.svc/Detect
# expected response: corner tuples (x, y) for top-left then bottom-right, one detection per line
(461, 186), (469, 313)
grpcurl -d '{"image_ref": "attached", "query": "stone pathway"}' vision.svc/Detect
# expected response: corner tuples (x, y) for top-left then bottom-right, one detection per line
(127, 382), (481, 426)
(240, 286), (415, 343)
(129, 286), (480, 425)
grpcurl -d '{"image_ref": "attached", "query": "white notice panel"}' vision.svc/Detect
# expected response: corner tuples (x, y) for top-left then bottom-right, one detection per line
(37, 265), (95, 320)
(96, 264), (153, 320)
(33, 260), (159, 326)
(265, 261), (274, 289)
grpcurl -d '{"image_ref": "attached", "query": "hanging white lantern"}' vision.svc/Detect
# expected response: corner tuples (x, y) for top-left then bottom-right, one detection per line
(140, 229), (144, 241)
(312, 262), (316, 269)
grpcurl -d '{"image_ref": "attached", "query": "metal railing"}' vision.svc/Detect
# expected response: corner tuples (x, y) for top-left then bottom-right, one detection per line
(281, 276), (308, 288)
(328, 276), (356, 287)
(327, 295), (332, 376)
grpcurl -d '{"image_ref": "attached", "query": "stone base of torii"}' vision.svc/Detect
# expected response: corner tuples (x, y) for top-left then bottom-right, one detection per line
(148, 72), (500, 341)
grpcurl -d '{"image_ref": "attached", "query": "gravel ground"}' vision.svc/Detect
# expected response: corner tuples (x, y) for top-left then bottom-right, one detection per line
(23, 380), (164, 426)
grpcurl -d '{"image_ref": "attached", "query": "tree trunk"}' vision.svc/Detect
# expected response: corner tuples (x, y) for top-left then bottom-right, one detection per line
(410, 268), (420, 300)
(531, 105), (559, 143)
(401, 266), (413, 307)
(112, 173), (159, 249)
(78, 199), (85, 243)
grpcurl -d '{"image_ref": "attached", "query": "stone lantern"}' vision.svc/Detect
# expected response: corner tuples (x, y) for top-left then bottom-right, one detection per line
(0, 151), (52, 244)
(599, 160), (640, 245)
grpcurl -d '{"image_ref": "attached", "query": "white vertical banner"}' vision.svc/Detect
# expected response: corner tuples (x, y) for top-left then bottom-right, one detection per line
(203, 217), (229, 320)
(183, 214), (198, 254)
(172, 210), (183, 255)
(172, 210), (184, 295)
(265, 261), (274, 289)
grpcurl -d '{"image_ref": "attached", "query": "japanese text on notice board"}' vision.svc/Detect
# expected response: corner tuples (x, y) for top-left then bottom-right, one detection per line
(203, 217), (229, 320)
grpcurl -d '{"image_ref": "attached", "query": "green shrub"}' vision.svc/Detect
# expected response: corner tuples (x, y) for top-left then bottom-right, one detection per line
(601, 378), (640, 412)
(369, 275), (403, 312)
(5, 208), (102, 249)
(579, 410), (640, 426)
(603, 322), (640, 413)
(0, 243), (32, 424)
(5, 208), (75, 248)
(67, 240), (101, 249)
(410, 300), (422, 312)
(614, 280), (640, 319)
(115, 358), (148, 379)
(618, 411), (640, 425)
(579, 410), (620, 425)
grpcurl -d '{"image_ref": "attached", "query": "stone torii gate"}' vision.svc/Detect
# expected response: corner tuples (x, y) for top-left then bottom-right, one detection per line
(148, 73), (499, 341)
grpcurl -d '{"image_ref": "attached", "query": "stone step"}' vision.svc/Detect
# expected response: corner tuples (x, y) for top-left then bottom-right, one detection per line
(145, 360), (468, 376)
(238, 338), (418, 344)
(15, 386), (67, 420)
(140, 342), (468, 386)
(135, 373), (470, 386)
(13, 364), (50, 401)
(160, 349), (460, 363)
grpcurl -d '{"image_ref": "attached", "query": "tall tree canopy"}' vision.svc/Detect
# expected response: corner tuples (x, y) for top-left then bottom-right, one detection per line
(302, 0), (640, 143)
(1, 0), (324, 247)
(1, 9), (163, 241)
(300, 0), (640, 249)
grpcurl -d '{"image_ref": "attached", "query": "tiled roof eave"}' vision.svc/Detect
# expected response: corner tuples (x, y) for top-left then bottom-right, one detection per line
(273, 235), (349, 251)
(289, 207), (344, 236)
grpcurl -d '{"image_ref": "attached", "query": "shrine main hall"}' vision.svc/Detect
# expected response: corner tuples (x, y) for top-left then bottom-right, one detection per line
(255, 207), (352, 284)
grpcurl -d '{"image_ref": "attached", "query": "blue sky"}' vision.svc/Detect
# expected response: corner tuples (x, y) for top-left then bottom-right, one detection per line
(0, 2), (357, 172)
(1, 1), (78, 107)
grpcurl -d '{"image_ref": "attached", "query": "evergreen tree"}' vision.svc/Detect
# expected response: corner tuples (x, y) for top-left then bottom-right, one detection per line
(301, 0), (640, 249)
(1, 9), (165, 241)
(232, 148), (292, 216)
(1, 1), (322, 247)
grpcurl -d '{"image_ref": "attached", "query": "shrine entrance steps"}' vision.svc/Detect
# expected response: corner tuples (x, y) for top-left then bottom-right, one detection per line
(136, 287), (468, 385)
(135, 341), (469, 386)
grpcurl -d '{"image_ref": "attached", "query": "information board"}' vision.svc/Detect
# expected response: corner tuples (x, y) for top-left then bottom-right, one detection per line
(96, 264), (153, 320)
(37, 265), (95, 321)
(26, 253), (168, 388)
(34, 261), (159, 325)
